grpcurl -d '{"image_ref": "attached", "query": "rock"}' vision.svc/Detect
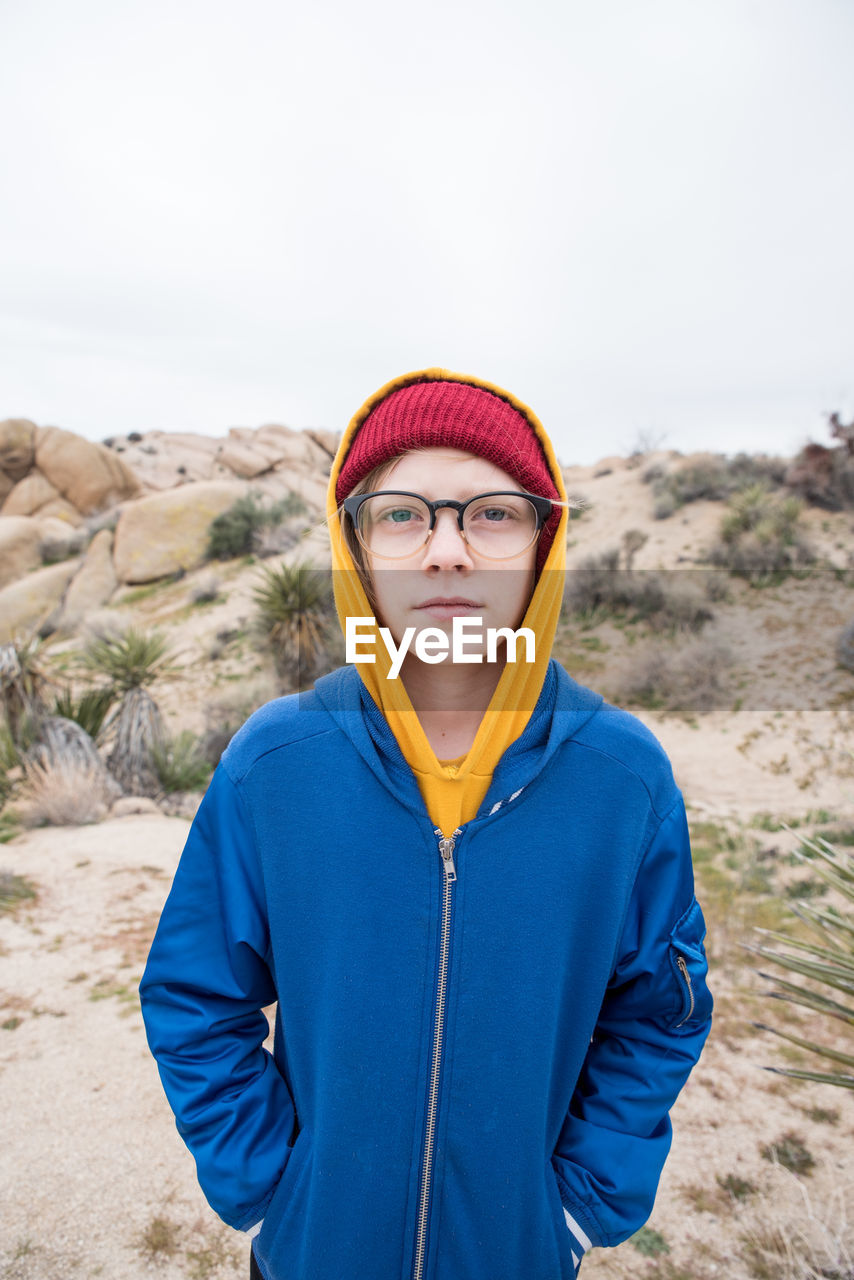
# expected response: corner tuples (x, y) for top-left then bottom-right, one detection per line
(0, 558), (80, 643)
(0, 516), (44, 588)
(35, 496), (85, 524)
(0, 418), (37, 481)
(1, 469), (63, 518)
(26, 716), (122, 802)
(271, 468), (327, 510)
(110, 796), (162, 817)
(306, 428), (340, 460)
(37, 517), (88, 563)
(34, 425), (140, 514)
(112, 480), (247, 583)
(218, 440), (274, 479)
(56, 529), (117, 630)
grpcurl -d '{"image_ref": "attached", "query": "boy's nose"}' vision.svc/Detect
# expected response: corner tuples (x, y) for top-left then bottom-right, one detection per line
(419, 507), (474, 571)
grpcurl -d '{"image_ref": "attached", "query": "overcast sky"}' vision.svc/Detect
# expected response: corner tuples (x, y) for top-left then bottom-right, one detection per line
(1, 0), (851, 465)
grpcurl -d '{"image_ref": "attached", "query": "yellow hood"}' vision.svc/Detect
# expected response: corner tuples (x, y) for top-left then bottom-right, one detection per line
(326, 368), (568, 835)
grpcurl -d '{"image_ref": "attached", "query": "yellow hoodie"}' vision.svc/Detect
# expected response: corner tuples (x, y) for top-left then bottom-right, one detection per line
(326, 368), (568, 836)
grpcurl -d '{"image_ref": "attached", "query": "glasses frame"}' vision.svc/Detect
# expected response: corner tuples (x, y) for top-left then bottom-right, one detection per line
(341, 489), (555, 562)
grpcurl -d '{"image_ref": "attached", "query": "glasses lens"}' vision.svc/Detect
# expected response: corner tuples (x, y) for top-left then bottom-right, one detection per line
(462, 495), (539, 558)
(357, 494), (432, 558)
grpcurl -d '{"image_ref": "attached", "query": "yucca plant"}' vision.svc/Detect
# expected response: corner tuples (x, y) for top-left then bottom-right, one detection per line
(78, 626), (176, 693)
(53, 686), (116, 740)
(0, 636), (53, 745)
(752, 832), (854, 1090)
(252, 561), (334, 686)
(78, 627), (176, 797)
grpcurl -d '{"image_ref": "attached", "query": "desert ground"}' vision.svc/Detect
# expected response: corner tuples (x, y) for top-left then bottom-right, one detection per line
(1, 437), (853, 1280)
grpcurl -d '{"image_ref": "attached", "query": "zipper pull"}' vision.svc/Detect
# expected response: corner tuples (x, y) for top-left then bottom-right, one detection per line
(675, 954), (695, 1023)
(435, 829), (460, 882)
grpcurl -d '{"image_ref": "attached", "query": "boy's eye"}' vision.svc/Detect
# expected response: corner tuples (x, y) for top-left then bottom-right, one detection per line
(371, 502), (427, 526)
(468, 500), (521, 523)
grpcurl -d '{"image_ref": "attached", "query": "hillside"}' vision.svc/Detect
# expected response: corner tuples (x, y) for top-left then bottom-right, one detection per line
(1, 421), (853, 1280)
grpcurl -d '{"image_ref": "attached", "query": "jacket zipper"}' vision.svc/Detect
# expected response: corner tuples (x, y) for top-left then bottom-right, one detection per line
(411, 828), (460, 1280)
(675, 954), (694, 1025)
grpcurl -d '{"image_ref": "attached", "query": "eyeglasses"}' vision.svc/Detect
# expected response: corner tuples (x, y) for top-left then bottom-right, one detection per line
(341, 490), (555, 561)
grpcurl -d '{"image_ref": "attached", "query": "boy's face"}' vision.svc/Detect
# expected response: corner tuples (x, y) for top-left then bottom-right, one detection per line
(363, 448), (538, 661)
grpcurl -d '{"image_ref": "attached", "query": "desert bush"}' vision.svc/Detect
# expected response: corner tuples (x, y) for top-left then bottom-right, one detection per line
(52, 686), (115, 740)
(706, 484), (815, 580)
(838, 620), (854, 673)
(252, 561), (335, 685)
(201, 675), (278, 766)
(740, 1167), (854, 1280)
(0, 870), (37, 913)
(20, 756), (113, 826)
(152, 731), (212, 792)
(645, 454), (788, 519)
(761, 1132), (815, 1177)
(564, 552), (715, 633)
(189, 574), (222, 605)
(751, 831), (853, 1091)
(0, 636), (53, 744)
(207, 491), (308, 560)
(612, 636), (732, 714)
(136, 1214), (181, 1263)
(78, 626), (175, 693)
(0, 717), (18, 807)
(785, 416), (854, 509)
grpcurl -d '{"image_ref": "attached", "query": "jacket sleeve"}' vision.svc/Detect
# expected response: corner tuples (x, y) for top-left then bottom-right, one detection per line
(552, 795), (713, 1253)
(139, 762), (297, 1231)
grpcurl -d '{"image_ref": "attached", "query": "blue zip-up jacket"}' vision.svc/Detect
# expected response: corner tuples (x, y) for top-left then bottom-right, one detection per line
(139, 661), (712, 1280)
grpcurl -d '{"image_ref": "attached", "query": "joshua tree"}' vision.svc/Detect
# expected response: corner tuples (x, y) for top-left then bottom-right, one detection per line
(0, 636), (52, 748)
(78, 626), (176, 795)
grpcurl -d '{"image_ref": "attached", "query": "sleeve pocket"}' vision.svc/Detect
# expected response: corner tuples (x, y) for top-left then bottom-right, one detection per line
(667, 896), (713, 1030)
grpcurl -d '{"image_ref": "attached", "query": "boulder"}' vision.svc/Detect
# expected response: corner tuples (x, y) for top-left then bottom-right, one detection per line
(1, 469), (63, 518)
(306, 428), (339, 460)
(0, 558), (80, 643)
(26, 717), (122, 803)
(0, 516), (44, 588)
(56, 529), (117, 630)
(218, 439), (274, 479)
(110, 795), (162, 817)
(112, 480), (247, 583)
(34, 425), (141, 514)
(37, 517), (89, 564)
(0, 418), (37, 481)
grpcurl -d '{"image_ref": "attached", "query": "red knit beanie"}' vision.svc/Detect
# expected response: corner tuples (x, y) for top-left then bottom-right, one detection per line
(336, 379), (561, 573)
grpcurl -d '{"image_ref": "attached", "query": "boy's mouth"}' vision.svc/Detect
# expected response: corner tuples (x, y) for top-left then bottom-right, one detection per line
(415, 597), (484, 619)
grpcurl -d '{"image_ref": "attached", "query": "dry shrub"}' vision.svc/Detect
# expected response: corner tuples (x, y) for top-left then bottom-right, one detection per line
(644, 453), (788, 519)
(565, 555), (716, 633)
(20, 756), (112, 827)
(741, 1168), (854, 1280)
(613, 636), (732, 714)
(707, 484), (815, 580)
(201, 674), (279, 766)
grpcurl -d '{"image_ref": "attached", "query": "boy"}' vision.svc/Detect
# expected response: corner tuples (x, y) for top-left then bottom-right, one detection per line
(140, 368), (712, 1280)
